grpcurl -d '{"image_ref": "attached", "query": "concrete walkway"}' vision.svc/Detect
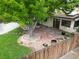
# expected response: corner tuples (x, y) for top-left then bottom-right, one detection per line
(59, 47), (79, 59)
(0, 22), (19, 35)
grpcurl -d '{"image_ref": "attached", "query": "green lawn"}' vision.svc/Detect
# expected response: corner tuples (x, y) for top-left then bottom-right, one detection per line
(0, 28), (32, 59)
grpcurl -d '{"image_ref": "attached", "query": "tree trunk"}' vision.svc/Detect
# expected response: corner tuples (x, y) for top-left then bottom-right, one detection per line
(29, 21), (37, 37)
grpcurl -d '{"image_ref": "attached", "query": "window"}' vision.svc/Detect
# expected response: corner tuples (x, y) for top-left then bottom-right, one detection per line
(74, 20), (79, 27)
(62, 20), (71, 27)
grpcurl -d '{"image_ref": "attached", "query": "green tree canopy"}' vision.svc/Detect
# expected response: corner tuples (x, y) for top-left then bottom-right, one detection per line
(0, 0), (79, 27)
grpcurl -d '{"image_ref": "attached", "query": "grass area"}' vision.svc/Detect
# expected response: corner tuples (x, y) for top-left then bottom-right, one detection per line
(0, 28), (32, 59)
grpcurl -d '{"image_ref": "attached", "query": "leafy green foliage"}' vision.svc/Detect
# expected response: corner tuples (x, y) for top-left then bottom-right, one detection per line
(77, 26), (79, 32)
(0, 0), (79, 27)
(0, 0), (28, 27)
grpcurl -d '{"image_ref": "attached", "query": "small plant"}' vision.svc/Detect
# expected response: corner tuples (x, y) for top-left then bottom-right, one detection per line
(65, 32), (74, 37)
(77, 26), (79, 32)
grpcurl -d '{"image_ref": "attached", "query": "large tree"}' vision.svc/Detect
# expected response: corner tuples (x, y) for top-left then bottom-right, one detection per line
(0, 0), (79, 30)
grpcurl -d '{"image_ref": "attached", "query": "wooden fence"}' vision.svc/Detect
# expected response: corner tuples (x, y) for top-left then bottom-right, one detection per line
(22, 33), (79, 59)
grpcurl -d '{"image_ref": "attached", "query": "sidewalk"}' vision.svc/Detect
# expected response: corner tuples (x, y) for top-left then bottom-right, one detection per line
(59, 47), (79, 59)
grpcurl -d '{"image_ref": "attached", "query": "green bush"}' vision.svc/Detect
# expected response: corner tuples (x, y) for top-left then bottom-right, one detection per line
(65, 32), (74, 37)
(77, 26), (79, 32)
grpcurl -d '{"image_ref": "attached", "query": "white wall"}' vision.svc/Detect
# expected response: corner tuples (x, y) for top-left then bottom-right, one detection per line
(42, 17), (53, 27)
(59, 20), (76, 33)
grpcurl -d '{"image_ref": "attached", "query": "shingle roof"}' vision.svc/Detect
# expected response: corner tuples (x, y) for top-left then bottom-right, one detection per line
(54, 14), (79, 20)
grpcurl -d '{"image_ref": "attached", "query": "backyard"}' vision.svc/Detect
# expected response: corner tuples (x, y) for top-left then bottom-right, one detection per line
(0, 28), (31, 59)
(0, 0), (79, 59)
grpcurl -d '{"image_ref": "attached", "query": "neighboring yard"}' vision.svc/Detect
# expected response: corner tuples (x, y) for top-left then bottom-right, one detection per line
(0, 28), (31, 59)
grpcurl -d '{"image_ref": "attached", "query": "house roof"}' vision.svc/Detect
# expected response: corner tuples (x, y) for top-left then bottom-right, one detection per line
(54, 14), (79, 20)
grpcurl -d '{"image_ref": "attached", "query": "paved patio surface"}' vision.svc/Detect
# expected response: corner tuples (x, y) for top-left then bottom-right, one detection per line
(59, 47), (79, 59)
(18, 25), (64, 51)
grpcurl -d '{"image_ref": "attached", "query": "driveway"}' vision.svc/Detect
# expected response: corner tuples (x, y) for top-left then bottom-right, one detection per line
(59, 47), (79, 59)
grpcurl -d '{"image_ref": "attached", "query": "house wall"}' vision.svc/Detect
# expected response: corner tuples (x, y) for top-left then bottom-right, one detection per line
(42, 17), (78, 33)
(59, 20), (76, 33)
(42, 17), (53, 27)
